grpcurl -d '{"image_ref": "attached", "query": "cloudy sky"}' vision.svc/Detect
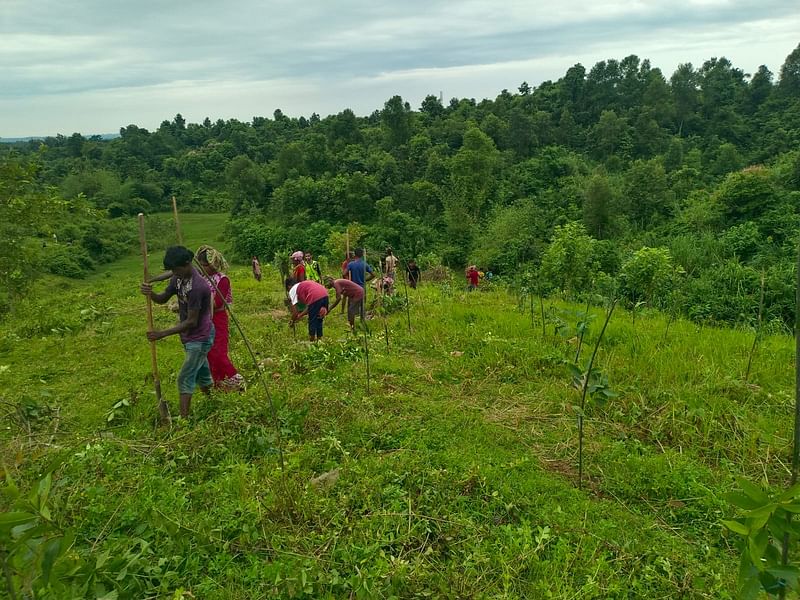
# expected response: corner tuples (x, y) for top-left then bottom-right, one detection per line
(1, 0), (798, 137)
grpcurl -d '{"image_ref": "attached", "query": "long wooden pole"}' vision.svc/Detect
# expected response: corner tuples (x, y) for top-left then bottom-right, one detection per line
(342, 232), (350, 314)
(399, 258), (412, 333)
(138, 213), (171, 424)
(172, 196), (183, 245)
(362, 247), (371, 394)
(781, 246), (800, 587)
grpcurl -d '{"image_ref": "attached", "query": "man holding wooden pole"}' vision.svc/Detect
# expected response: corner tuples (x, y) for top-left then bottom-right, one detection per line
(140, 246), (214, 419)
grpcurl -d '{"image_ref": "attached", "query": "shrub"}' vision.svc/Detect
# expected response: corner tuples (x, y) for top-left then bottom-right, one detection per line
(45, 245), (95, 278)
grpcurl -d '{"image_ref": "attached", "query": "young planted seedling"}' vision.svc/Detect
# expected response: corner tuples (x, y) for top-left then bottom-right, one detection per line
(567, 298), (617, 490)
(722, 478), (800, 599)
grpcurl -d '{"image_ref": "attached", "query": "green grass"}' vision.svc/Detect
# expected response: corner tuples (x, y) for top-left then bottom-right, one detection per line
(1, 214), (796, 598)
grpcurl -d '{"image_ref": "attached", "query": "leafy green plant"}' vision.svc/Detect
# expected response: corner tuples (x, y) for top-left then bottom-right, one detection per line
(567, 298), (617, 489)
(1, 468), (79, 599)
(722, 478), (800, 599)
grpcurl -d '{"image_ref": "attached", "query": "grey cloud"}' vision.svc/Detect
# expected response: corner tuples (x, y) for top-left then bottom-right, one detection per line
(2, 0), (797, 98)
(0, 0), (798, 134)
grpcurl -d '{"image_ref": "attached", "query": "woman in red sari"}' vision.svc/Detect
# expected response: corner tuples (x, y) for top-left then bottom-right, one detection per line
(197, 245), (245, 391)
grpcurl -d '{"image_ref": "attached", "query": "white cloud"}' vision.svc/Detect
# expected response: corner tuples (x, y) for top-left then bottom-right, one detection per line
(0, 0), (798, 136)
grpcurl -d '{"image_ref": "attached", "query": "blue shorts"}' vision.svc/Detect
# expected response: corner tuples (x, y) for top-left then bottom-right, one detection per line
(178, 328), (215, 394)
(307, 296), (329, 338)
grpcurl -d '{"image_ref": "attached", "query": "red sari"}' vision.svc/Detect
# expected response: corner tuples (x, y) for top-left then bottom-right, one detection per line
(207, 273), (243, 390)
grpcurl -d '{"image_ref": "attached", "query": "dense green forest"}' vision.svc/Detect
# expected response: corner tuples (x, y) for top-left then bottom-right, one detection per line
(3, 45), (800, 325)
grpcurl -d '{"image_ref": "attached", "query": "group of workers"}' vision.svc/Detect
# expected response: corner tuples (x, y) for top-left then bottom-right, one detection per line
(140, 245), (422, 419)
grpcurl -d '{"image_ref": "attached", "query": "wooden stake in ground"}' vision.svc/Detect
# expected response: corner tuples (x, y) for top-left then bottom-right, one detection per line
(744, 272), (765, 384)
(172, 196), (183, 244)
(399, 257), (412, 334)
(138, 213), (171, 424)
(780, 247), (800, 591)
(362, 247), (371, 393)
(342, 232), (350, 314)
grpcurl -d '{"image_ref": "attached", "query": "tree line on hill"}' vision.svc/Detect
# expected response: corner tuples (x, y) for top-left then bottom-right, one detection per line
(2, 44), (800, 325)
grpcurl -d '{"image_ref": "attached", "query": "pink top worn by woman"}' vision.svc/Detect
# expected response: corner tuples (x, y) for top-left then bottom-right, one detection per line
(207, 272), (244, 390)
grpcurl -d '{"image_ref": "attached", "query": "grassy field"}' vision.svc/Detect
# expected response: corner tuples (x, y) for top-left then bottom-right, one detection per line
(1, 214), (797, 598)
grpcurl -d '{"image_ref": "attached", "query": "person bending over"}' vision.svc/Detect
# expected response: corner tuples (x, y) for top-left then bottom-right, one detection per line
(325, 276), (364, 331)
(285, 277), (329, 342)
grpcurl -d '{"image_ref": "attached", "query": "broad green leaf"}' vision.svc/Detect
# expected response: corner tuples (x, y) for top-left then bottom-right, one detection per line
(738, 553), (762, 600)
(737, 478), (770, 505)
(41, 536), (62, 584)
(750, 512), (771, 532)
(745, 503), (777, 519)
(0, 511), (36, 529)
(725, 491), (761, 510)
(722, 520), (749, 536)
(766, 566), (800, 588)
(778, 481), (800, 502)
(2, 465), (19, 501)
(96, 549), (111, 570)
(748, 529), (769, 569)
(37, 473), (52, 508)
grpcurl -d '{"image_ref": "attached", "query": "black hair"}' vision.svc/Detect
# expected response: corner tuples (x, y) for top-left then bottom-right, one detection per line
(196, 248), (209, 264)
(163, 246), (194, 269)
(354, 248), (364, 258)
(284, 277), (298, 291)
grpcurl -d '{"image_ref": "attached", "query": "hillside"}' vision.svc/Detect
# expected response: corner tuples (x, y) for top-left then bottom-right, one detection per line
(1, 214), (796, 598)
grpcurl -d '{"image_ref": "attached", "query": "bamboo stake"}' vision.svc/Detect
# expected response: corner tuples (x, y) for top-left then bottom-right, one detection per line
(780, 247), (800, 590)
(172, 196), (183, 245)
(377, 261), (390, 351)
(744, 272), (765, 384)
(399, 257), (412, 333)
(138, 213), (171, 424)
(342, 232), (350, 314)
(362, 247), (371, 393)
(539, 289), (546, 339)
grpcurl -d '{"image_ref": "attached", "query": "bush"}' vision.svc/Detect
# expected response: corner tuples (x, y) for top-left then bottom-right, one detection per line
(619, 246), (680, 309)
(45, 244), (95, 278)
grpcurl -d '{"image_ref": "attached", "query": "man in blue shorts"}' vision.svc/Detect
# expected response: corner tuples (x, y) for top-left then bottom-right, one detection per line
(140, 246), (214, 418)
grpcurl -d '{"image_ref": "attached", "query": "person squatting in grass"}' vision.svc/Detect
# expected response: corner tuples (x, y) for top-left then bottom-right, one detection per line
(197, 245), (245, 392)
(140, 246), (214, 418)
(324, 275), (364, 331)
(285, 277), (329, 342)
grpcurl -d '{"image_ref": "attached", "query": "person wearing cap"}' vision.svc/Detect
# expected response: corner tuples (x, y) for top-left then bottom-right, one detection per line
(291, 250), (306, 282)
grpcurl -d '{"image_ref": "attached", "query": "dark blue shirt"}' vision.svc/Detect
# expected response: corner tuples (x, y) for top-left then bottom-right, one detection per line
(346, 258), (373, 287)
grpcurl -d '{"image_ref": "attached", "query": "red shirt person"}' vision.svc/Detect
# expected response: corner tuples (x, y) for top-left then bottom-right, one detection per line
(325, 277), (365, 330)
(467, 266), (479, 291)
(291, 250), (306, 281)
(286, 278), (329, 342)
